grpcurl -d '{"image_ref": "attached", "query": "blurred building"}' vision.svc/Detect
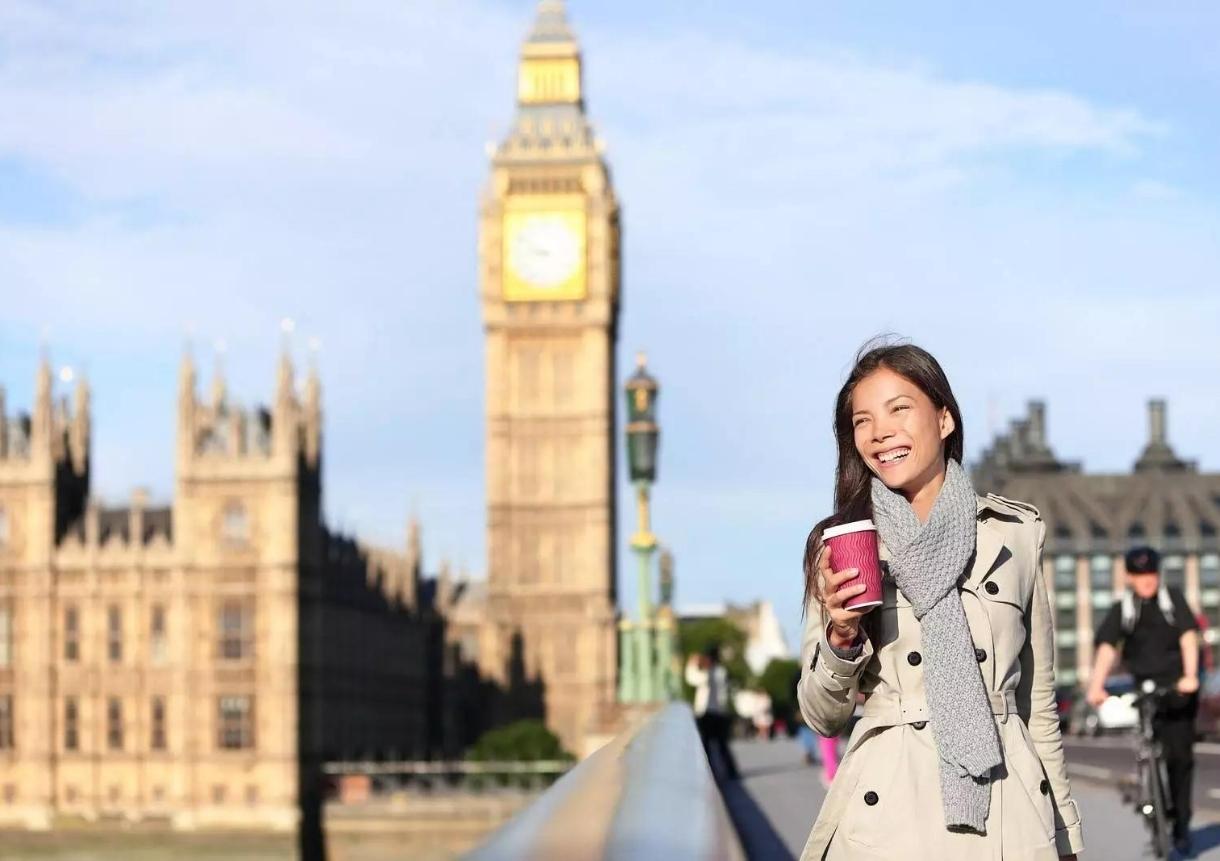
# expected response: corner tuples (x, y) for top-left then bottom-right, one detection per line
(679, 601), (793, 677)
(470, 0), (622, 754)
(0, 352), (439, 830)
(973, 399), (1220, 689)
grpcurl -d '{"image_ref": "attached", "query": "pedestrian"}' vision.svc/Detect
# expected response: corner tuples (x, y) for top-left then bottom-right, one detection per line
(797, 340), (1083, 860)
(685, 644), (741, 780)
(1087, 546), (1200, 857)
(798, 723), (821, 766)
(754, 691), (774, 740)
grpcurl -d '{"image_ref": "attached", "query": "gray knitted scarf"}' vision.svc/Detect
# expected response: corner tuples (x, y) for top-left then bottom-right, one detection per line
(870, 459), (1001, 833)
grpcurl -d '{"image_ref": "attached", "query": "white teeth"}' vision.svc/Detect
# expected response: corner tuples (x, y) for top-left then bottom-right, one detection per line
(879, 449), (910, 463)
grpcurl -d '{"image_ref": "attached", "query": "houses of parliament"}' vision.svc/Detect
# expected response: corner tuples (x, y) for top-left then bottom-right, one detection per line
(0, 0), (623, 832)
(0, 350), (460, 830)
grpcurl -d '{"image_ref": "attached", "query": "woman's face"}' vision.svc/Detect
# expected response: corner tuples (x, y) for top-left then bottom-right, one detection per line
(850, 366), (955, 494)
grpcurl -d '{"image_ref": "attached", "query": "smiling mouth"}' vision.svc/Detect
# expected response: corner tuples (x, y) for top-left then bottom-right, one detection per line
(876, 447), (911, 467)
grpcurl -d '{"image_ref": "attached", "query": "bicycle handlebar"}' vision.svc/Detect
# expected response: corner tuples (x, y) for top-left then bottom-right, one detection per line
(1135, 683), (1175, 700)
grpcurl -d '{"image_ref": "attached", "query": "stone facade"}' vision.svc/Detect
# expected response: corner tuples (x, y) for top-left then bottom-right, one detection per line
(0, 353), (434, 831)
(973, 399), (1220, 688)
(473, 0), (621, 754)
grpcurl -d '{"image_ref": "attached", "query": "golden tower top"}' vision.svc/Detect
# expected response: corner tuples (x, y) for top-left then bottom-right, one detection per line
(517, 0), (583, 107)
(517, 0), (582, 107)
(492, 0), (602, 165)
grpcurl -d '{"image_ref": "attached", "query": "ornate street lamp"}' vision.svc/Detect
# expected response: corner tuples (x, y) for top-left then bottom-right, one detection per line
(619, 352), (664, 703)
(659, 547), (674, 608)
(625, 355), (659, 485)
(655, 546), (679, 699)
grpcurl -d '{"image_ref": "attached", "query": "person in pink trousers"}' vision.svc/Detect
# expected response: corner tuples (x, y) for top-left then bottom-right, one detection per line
(818, 734), (839, 783)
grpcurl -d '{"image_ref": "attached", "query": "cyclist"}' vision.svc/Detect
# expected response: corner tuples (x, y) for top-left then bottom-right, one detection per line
(1087, 545), (1200, 857)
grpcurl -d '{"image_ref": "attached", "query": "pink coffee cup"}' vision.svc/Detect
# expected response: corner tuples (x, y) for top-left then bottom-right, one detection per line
(823, 519), (883, 612)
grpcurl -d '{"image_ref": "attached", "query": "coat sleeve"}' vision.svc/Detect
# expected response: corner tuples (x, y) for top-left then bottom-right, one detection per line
(684, 661), (707, 689)
(796, 599), (874, 737)
(1017, 519), (1084, 856)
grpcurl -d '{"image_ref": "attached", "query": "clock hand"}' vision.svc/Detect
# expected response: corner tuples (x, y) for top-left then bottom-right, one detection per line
(520, 237), (549, 258)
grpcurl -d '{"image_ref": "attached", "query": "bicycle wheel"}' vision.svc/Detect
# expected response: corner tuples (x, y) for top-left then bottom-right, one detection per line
(1144, 753), (1173, 858)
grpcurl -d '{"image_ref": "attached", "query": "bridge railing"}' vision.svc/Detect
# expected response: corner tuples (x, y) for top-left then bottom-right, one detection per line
(466, 702), (745, 860)
(322, 758), (573, 798)
(323, 760), (573, 777)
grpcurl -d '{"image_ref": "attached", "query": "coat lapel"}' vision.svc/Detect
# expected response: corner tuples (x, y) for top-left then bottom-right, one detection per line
(968, 496), (1009, 587)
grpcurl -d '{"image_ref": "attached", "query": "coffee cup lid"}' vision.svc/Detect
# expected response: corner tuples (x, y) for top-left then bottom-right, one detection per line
(822, 519), (876, 540)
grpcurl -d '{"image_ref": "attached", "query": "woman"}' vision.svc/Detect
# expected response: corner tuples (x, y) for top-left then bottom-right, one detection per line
(797, 341), (1084, 860)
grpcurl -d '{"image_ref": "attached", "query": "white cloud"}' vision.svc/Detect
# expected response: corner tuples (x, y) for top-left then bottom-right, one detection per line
(592, 35), (1163, 203)
(1131, 178), (1183, 200)
(0, 1), (1213, 629)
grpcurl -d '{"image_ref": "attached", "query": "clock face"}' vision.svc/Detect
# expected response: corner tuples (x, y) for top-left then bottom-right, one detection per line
(502, 210), (586, 301)
(508, 216), (581, 288)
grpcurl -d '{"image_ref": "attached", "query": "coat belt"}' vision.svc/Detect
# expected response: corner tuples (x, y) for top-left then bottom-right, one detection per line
(861, 689), (1018, 725)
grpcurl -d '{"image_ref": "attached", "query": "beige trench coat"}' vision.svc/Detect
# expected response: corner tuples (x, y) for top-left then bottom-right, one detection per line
(798, 494), (1085, 860)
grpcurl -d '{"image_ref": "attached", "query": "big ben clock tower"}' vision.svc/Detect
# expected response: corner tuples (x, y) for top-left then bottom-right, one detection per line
(478, 0), (620, 753)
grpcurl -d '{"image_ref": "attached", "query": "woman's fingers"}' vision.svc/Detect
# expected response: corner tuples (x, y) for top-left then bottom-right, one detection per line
(827, 568), (860, 590)
(824, 581), (867, 611)
(819, 567), (860, 602)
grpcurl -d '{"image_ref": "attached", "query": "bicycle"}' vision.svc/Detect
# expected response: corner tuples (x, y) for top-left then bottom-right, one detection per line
(1127, 680), (1175, 858)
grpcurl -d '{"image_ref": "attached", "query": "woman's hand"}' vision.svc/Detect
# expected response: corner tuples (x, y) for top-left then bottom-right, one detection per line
(817, 548), (869, 649)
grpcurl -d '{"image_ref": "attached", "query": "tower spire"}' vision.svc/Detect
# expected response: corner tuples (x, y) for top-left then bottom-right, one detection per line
(407, 513), (422, 576)
(527, 0), (575, 45)
(70, 370), (90, 475)
(179, 342), (197, 402)
(210, 339), (227, 410)
(33, 349), (53, 453)
(303, 339), (321, 466)
(277, 317), (296, 404)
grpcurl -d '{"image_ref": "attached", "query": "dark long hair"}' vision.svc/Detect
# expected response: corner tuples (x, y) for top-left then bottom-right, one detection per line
(802, 338), (965, 614)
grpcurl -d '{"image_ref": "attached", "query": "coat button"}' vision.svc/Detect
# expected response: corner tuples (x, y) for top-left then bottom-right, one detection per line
(975, 648), (987, 663)
(864, 791), (879, 806)
(912, 721), (927, 730)
(1040, 779), (1050, 796)
(907, 651), (922, 666)
(985, 582), (999, 595)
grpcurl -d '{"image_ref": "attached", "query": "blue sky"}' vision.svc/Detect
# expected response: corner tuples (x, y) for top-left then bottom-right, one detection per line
(2, 1), (1218, 648)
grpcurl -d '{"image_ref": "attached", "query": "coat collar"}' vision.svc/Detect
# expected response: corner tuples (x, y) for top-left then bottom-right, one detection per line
(971, 496), (1010, 587)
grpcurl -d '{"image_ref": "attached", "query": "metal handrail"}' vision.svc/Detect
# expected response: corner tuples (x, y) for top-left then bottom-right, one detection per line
(466, 703), (745, 860)
(323, 760), (572, 777)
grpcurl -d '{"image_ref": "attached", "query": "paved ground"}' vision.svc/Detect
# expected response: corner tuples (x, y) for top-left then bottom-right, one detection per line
(1062, 733), (1220, 817)
(723, 736), (1220, 861)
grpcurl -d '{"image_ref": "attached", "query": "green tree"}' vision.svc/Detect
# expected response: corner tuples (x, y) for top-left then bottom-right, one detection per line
(465, 719), (574, 763)
(758, 657), (802, 732)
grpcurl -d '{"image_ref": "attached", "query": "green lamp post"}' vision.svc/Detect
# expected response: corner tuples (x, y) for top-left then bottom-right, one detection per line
(655, 546), (680, 699)
(620, 352), (661, 703)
